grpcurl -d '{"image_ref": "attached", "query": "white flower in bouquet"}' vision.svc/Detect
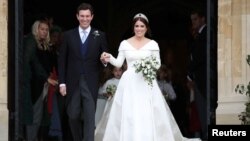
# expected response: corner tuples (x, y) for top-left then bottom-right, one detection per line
(133, 55), (159, 87)
(106, 84), (117, 96)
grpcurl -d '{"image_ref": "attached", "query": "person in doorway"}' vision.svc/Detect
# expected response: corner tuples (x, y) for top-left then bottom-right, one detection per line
(58, 2), (108, 141)
(22, 19), (58, 141)
(95, 66), (123, 140)
(156, 64), (177, 105)
(95, 66), (112, 126)
(187, 9), (214, 140)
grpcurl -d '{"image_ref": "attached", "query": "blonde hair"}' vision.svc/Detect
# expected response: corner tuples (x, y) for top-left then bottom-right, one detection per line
(32, 20), (50, 50)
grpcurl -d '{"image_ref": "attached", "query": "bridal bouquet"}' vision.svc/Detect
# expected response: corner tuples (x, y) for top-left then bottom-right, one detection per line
(133, 55), (159, 87)
(106, 84), (117, 96)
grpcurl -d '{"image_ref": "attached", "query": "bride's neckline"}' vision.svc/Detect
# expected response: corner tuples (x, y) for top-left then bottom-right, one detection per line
(125, 40), (152, 50)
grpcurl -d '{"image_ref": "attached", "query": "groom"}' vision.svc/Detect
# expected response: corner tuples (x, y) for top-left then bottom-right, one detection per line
(58, 3), (108, 141)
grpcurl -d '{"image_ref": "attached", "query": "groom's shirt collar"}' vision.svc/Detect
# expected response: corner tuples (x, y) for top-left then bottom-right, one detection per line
(79, 26), (91, 35)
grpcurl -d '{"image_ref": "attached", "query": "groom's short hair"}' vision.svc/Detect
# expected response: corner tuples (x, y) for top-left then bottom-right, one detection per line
(77, 3), (94, 15)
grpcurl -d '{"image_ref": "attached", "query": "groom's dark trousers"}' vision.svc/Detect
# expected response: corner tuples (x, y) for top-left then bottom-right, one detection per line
(67, 74), (95, 141)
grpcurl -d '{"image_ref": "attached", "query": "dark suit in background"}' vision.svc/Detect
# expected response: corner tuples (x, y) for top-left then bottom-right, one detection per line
(187, 10), (216, 140)
(58, 3), (108, 141)
(188, 25), (208, 140)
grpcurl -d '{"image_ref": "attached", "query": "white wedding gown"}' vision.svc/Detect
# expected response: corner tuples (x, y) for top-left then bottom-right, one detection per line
(95, 40), (201, 141)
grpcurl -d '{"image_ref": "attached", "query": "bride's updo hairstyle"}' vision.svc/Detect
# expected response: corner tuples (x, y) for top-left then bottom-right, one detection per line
(132, 13), (152, 37)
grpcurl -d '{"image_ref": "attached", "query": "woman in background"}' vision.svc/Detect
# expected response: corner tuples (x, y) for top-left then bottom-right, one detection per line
(22, 19), (58, 141)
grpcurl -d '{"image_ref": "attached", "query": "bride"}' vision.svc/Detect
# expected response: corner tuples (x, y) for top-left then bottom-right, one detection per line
(97, 13), (201, 141)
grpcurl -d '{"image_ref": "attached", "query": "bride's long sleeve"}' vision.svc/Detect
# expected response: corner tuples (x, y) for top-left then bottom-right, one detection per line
(109, 51), (125, 68)
(152, 50), (161, 70)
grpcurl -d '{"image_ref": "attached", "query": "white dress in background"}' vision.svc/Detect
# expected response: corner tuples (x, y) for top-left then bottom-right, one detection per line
(95, 78), (120, 126)
(95, 85), (107, 126)
(101, 78), (120, 95)
(157, 80), (177, 104)
(95, 78), (120, 140)
(95, 40), (201, 141)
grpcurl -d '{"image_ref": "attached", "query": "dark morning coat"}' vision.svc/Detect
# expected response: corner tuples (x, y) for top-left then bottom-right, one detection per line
(58, 27), (108, 105)
(22, 34), (50, 124)
(188, 26), (207, 97)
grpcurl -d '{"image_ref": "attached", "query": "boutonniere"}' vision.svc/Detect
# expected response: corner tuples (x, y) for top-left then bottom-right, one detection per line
(92, 30), (100, 38)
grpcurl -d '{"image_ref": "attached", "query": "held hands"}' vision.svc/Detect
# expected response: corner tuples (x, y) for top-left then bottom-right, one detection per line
(100, 52), (111, 64)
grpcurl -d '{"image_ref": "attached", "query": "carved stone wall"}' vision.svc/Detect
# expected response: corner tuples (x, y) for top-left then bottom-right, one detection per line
(217, 0), (250, 124)
(0, 0), (8, 140)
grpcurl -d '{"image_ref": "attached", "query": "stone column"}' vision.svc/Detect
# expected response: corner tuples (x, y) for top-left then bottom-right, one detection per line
(0, 0), (8, 140)
(217, 0), (250, 124)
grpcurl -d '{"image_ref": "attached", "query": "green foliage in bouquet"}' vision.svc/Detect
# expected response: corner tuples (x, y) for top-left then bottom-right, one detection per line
(106, 84), (117, 96)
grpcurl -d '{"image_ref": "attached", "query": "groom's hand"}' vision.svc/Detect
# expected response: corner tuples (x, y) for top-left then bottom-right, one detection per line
(59, 85), (67, 96)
